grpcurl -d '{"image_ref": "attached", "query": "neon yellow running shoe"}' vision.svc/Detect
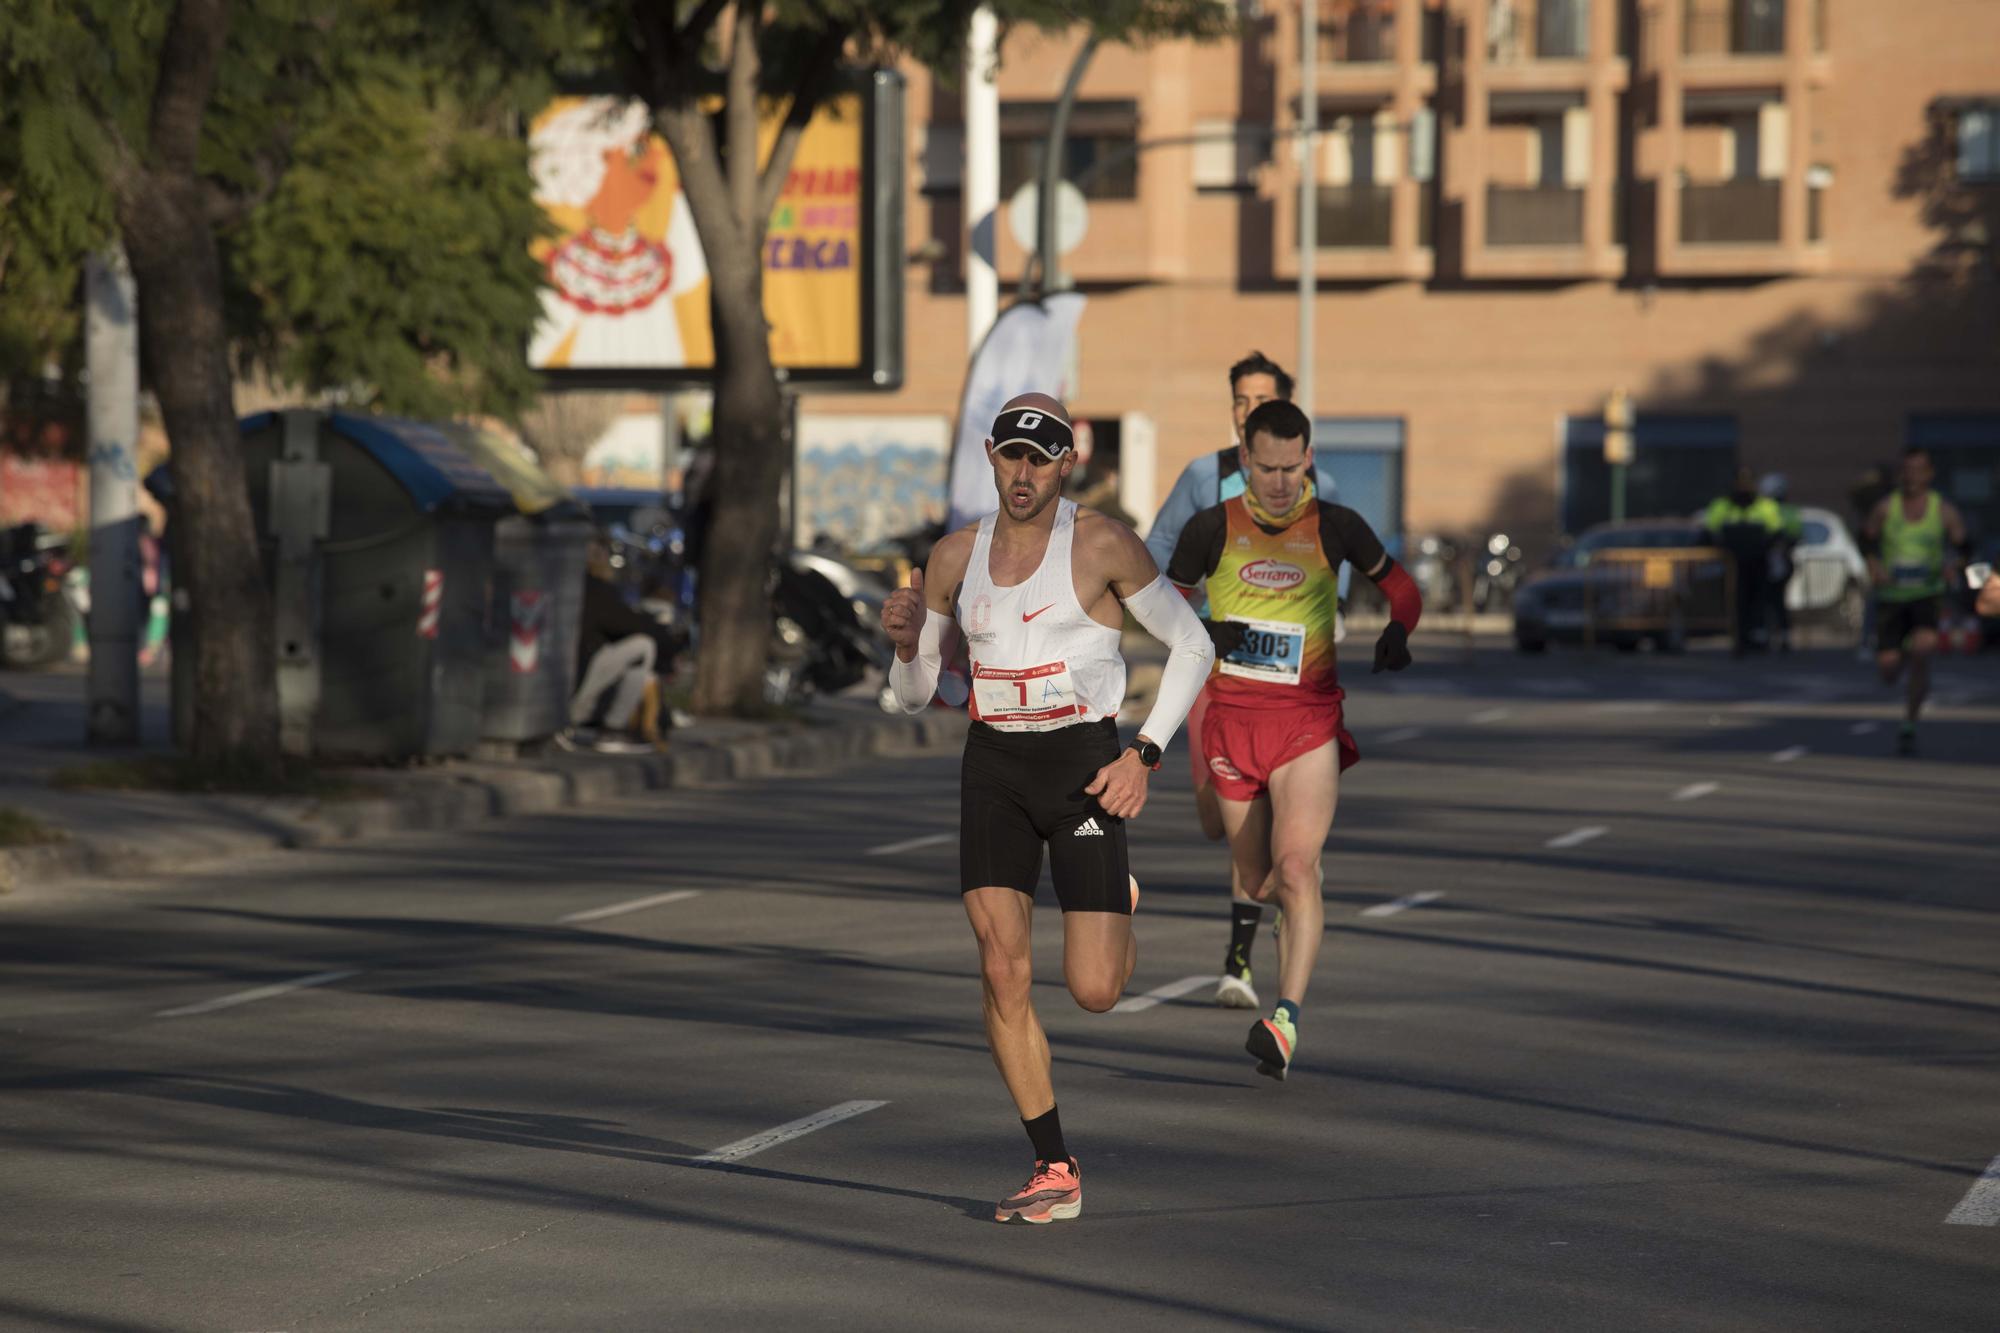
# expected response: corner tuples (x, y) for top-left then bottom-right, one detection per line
(1246, 1008), (1296, 1081)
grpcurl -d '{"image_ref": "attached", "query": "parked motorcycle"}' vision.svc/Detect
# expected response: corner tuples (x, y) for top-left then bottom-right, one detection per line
(1410, 533), (1463, 615)
(765, 551), (888, 706)
(1473, 532), (1527, 613)
(0, 522), (78, 669)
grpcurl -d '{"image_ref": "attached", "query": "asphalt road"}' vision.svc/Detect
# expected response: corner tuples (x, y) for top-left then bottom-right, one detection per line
(3, 647), (1996, 1332)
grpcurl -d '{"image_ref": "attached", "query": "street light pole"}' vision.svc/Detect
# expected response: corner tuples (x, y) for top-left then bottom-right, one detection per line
(1025, 32), (1101, 299)
(1298, 1), (1319, 418)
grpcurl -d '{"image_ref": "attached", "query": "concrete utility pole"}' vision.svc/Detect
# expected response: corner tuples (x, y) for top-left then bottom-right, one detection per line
(1034, 32), (1101, 297)
(84, 249), (141, 745)
(965, 6), (1001, 352)
(1297, 0), (1320, 419)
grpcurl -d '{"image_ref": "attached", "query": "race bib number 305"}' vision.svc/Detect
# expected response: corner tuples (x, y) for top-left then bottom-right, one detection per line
(1219, 617), (1305, 686)
(972, 661), (1083, 731)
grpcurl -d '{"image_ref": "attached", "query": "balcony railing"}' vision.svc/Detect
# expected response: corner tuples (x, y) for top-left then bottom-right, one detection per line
(1488, 186), (1586, 245)
(1315, 184), (1395, 247)
(1680, 179), (1781, 243)
(1489, 0), (1591, 63)
(1683, 0), (1786, 56)
(1318, 1), (1398, 63)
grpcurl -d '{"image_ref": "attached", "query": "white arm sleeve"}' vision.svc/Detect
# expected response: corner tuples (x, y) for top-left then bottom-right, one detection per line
(887, 609), (952, 714)
(1121, 574), (1215, 752)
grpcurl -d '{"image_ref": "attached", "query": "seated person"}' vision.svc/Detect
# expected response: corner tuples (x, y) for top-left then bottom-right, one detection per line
(567, 542), (677, 752)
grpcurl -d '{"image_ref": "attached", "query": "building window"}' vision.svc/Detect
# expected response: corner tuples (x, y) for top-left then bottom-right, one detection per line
(1909, 415), (2000, 546)
(1192, 118), (1265, 192)
(999, 99), (1139, 201)
(1957, 106), (2000, 183)
(1562, 415), (1738, 534)
(1312, 417), (1405, 554)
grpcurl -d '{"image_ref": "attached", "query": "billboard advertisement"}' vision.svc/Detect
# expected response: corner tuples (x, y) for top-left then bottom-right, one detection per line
(527, 74), (901, 388)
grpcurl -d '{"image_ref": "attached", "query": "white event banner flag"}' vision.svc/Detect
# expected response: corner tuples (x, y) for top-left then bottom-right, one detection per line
(945, 294), (1087, 532)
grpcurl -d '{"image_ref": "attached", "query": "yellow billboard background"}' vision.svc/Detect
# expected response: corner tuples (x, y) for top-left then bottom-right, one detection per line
(527, 94), (864, 374)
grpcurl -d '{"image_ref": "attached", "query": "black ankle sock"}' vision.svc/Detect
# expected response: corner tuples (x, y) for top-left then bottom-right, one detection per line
(1022, 1105), (1068, 1164)
(1227, 902), (1264, 971)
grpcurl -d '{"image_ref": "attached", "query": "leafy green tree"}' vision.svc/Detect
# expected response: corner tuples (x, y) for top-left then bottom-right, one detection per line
(0, 0), (571, 771)
(580, 0), (1234, 715)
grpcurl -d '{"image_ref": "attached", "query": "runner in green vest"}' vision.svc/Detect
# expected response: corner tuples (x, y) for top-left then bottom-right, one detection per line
(1861, 446), (1969, 755)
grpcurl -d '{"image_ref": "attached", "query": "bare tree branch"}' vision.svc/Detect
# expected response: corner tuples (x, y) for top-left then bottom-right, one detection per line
(752, 25), (848, 229)
(725, 2), (761, 231)
(652, 99), (738, 259)
(149, 0), (231, 171)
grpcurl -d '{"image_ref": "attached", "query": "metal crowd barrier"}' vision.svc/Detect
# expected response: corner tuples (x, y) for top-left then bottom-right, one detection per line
(1582, 547), (1735, 649)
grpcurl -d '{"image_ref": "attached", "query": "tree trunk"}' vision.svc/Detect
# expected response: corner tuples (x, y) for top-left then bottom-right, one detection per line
(690, 251), (788, 715)
(118, 172), (281, 773)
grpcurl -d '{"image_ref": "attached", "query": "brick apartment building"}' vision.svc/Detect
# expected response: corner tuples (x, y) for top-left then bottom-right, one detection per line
(808, 0), (2000, 556)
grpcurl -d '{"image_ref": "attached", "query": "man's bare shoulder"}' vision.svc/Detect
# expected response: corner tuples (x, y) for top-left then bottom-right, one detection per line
(1073, 506), (1157, 581)
(1074, 506), (1147, 556)
(931, 525), (978, 572)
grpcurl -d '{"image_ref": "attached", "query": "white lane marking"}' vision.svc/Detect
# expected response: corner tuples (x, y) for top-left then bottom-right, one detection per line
(863, 832), (953, 857)
(1850, 722), (1879, 736)
(558, 889), (702, 924)
(1360, 890), (1444, 918)
(1112, 974), (1215, 1014)
(1671, 781), (1720, 802)
(1545, 826), (1608, 850)
(694, 1100), (888, 1165)
(1771, 745), (1810, 764)
(1591, 701), (1665, 714)
(1378, 727), (1425, 744)
(1946, 1155), (2000, 1226)
(1470, 707), (1514, 724)
(155, 969), (363, 1019)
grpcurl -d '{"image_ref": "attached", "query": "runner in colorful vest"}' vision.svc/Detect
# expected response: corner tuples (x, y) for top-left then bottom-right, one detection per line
(1143, 351), (1344, 1011)
(1166, 400), (1422, 1079)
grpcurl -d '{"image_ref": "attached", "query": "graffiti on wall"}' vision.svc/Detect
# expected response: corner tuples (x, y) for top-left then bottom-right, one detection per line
(794, 415), (950, 550)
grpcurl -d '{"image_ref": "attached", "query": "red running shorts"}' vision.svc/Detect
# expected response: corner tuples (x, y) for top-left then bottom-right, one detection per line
(1199, 694), (1358, 803)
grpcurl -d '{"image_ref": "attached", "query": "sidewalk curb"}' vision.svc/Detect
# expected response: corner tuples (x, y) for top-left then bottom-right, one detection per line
(0, 706), (969, 894)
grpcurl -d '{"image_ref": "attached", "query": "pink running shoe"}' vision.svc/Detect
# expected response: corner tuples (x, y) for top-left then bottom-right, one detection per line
(995, 1157), (1082, 1224)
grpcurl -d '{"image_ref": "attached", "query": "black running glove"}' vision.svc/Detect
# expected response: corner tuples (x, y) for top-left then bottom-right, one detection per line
(1372, 621), (1412, 673)
(1202, 618), (1247, 656)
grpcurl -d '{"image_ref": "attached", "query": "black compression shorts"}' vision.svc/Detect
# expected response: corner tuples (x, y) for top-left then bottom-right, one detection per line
(1876, 596), (1942, 653)
(960, 718), (1132, 913)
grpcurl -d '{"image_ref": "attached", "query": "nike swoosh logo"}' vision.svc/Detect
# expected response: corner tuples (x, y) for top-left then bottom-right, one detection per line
(1023, 604), (1056, 622)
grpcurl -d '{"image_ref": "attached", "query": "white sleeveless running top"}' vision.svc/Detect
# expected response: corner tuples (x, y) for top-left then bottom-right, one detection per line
(956, 499), (1125, 731)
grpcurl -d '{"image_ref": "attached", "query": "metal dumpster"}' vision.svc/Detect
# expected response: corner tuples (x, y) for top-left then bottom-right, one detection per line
(438, 423), (594, 748)
(241, 410), (515, 761)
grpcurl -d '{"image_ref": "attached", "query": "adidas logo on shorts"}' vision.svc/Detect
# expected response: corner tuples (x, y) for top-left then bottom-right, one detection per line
(1073, 818), (1105, 837)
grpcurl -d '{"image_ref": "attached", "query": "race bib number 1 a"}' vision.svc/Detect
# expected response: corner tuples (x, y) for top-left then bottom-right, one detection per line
(972, 661), (1083, 731)
(1219, 617), (1305, 686)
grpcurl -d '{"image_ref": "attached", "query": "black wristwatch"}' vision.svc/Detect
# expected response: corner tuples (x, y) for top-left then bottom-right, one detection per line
(1128, 738), (1163, 770)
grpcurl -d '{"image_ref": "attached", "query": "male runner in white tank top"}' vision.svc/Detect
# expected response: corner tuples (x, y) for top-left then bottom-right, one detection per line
(880, 392), (1214, 1224)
